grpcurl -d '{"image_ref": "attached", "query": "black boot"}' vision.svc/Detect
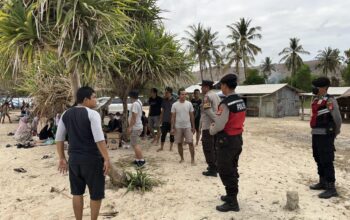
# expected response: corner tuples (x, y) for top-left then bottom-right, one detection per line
(310, 177), (326, 190)
(220, 195), (229, 202)
(202, 169), (217, 177)
(216, 196), (239, 212)
(318, 182), (338, 199)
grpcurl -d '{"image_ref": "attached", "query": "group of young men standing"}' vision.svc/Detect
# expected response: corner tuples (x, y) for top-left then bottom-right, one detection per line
(55, 73), (342, 219)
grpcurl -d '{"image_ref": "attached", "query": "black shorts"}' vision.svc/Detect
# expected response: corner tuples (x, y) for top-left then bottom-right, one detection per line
(69, 159), (105, 200)
(194, 117), (200, 131)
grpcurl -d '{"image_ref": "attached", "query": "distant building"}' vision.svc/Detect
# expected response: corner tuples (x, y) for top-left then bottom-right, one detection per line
(336, 89), (350, 122)
(186, 83), (301, 118)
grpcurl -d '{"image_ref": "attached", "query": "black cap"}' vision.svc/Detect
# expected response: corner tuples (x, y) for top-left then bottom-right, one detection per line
(312, 77), (330, 88)
(129, 90), (139, 99)
(220, 74), (238, 89)
(200, 80), (214, 87)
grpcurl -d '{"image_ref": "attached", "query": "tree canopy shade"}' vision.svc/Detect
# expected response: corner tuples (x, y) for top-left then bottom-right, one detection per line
(0, 0), (131, 98)
(279, 38), (310, 81)
(227, 18), (262, 79)
(315, 47), (343, 77)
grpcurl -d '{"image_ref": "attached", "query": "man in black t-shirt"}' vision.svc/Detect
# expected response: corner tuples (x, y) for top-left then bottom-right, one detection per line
(148, 88), (163, 144)
(191, 89), (202, 146)
(56, 87), (111, 220)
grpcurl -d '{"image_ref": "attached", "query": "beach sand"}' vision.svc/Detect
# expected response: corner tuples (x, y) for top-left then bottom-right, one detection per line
(1, 113), (350, 220)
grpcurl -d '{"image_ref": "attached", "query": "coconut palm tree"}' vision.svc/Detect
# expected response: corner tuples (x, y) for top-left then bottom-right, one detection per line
(0, 0), (129, 99)
(183, 23), (206, 81)
(279, 38), (310, 79)
(202, 28), (221, 81)
(344, 49), (350, 64)
(315, 47), (343, 77)
(224, 39), (242, 75)
(261, 57), (276, 79)
(227, 18), (262, 79)
(213, 52), (226, 80)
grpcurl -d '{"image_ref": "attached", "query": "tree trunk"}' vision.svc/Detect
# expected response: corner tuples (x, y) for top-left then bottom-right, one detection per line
(70, 70), (81, 103)
(108, 164), (127, 188)
(209, 62), (213, 81)
(121, 88), (130, 142)
(199, 56), (204, 81)
(235, 59), (240, 77)
(243, 57), (247, 80)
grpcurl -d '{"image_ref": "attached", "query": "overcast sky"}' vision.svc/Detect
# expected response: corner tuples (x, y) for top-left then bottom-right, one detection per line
(157, 0), (350, 65)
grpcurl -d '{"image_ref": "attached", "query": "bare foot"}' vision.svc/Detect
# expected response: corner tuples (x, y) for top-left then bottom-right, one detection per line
(179, 159), (184, 163)
(156, 148), (163, 152)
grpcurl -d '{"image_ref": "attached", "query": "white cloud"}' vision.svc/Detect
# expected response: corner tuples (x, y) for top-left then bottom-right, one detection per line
(157, 0), (350, 65)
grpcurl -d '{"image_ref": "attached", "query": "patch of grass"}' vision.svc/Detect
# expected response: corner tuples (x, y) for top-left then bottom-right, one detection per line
(124, 168), (161, 193)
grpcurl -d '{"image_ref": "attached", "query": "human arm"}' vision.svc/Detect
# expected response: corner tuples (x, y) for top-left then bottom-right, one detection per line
(128, 112), (137, 133)
(209, 104), (230, 135)
(55, 115), (68, 174)
(189, 111), (195, 134)
(329, 98), (342, 136)
(96, 141), (111, 176)
(89, 110), (111, 175)
(203, 95), (217, 121)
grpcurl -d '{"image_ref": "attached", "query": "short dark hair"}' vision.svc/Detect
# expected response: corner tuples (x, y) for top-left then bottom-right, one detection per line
(76, 86), (95, 104)
(165, 87), (173, 93)
(129, 90), (139, 99)
(151, 88), (158, 94)
(194, 89), (200, 93)
(220, 74), (238, 89)
(178, 87), (186, 95)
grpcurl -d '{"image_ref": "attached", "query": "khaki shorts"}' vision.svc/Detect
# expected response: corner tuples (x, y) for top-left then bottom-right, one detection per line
(130, 129), (142, 146)
(175, 128), (193, 144)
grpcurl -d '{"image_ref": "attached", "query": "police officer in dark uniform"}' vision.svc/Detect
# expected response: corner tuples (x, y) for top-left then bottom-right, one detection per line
(210, 74), (246, 212)
(309, 77), (342, 199)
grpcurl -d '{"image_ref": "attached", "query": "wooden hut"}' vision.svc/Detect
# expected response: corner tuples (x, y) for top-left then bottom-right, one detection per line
(337, 89), (350, 122)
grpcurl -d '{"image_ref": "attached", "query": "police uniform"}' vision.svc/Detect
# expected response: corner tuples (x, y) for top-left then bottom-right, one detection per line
(309, 77), (342, 199)
(201, 80), (221, 176)
(210, 74), (246, 212)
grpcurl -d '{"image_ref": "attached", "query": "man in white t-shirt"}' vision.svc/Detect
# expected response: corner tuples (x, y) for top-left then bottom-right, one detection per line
(127, 90), (145, 167)
(171, 88), (196, 165)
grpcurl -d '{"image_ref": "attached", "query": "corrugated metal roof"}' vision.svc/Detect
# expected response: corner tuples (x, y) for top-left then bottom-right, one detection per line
(301, 87), (350, 96)
(234, 83), (288, 95)
(185, 84), (201, 93)
(187, 83), (296, 95)
(328, 87), (350, 95)
(338, 89), (350, 98)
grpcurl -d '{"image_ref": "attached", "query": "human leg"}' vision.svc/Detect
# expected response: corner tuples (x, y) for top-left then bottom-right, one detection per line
(72, 195), (84, 220)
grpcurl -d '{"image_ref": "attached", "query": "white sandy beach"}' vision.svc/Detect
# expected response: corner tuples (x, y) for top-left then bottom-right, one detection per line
(1, 113), (350, 220)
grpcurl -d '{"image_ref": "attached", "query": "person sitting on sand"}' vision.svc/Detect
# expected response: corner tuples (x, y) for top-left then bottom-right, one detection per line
(39, 118), (55, 140)
(31, 115), (40, 136)
(14, 116), (34, 147)
(1, 101), (12, 124)
(103, 113), (119, 133)
(170, 88), (196, 165)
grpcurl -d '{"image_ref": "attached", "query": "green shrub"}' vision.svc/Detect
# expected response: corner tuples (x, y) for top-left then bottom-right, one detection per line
(244, 68), (265, 85)
(124, 168), (160, 193)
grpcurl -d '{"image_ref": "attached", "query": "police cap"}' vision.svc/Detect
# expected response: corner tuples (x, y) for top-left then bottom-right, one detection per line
(312, 77), (330, 88)
(220, 74), (238, 89)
